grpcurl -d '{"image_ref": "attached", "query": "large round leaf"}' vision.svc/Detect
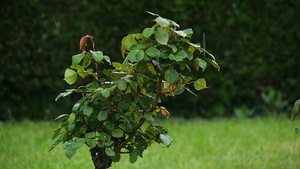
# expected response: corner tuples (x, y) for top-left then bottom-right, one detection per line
(111, 129), (124, 138)
(64, 68), (77, 85)
(194, 78), (207, 90)
(164, 69), (179, 84)
(155, 28), (169, 45)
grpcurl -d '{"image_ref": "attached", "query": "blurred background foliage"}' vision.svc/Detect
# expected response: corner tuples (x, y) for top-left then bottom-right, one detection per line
(1, 0), (299, 120)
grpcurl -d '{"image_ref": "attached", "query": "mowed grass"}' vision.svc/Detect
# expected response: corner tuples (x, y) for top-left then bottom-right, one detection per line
(1, 117), (300, 169)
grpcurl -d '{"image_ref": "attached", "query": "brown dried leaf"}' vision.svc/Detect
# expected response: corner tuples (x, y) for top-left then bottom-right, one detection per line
(80, 36), (87, 51)
(79, 35), (93, 52)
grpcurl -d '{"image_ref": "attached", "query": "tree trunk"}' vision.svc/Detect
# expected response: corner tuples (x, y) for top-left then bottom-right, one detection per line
(90, 146), (112, 169)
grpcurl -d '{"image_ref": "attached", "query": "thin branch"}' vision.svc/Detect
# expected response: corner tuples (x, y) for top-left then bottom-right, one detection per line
(115, 72), (164, 153)
(94, 60), (101, 85)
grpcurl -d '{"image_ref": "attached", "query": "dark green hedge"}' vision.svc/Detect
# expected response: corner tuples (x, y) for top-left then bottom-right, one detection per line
(1, 0), (299, 120)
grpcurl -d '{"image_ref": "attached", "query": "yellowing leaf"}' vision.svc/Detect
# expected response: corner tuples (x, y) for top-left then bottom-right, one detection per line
(194, 78), (207, 90)
(64, 68), (77, 85)
(160, 107), (170, 118)
(204, 58), (220, 71)
(147, 65), (157, 75)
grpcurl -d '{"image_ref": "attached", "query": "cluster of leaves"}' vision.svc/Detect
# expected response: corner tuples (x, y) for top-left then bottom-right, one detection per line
(51, 12), (219, 167)
(291, 100), (300, 133)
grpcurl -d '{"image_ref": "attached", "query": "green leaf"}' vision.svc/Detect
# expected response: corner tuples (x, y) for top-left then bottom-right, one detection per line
(125, 86), (131, 93)
(55, 90), (74, 101)
(146, 46), (161, 57)
(127, 50), (138, 62)
(180, 62), (185, 70)
(174, 50), (188, 61)
(103, 55), (111, 64)
(168, 54), (176, 60)
(129, 80), (138, 92)
(195, 58), (207, 71)
(49, 139), (62, 151)
(77, 70), (89, 79)
(69, 138), (85, 149)
(72, 103), (81, 112)
(182, 28), (193, 37)
(118, 100), (133, 112)
(184, 86), (197, 97)
(97, 111), (108, 121)
(90, 51), (104, 62)
(201, 48), (216, 60)
(67, 123), (75, 132)
(147, 65), (157, 75)
(143, 27), (155, 38)
(137, 96), (151, 109)
(101, 88), (110, 98)
(82, 53), (92, 67)
(65, 148), (77, 159)
(146, 11), (159, 16)
(129, 150), (138, 164)
(119, 123), (133, 132)
(291, 100), (300, 120)
(186, 50), (193, 60)
(105, 140), (113, 146)
(87, 139), (97, 148)
(159, 133), (173, 148)
(194, 78), (208, 90)
(144, 113), (154, 122)
(54, 114), (69, 121)
(52, 127), (62, 139)
(72, 52), (85, 66)
(174, 87), (184, 95)
(105, 148), (116, 157)
(112, 62), (122, 69)
(155, 17), (170, 28)
(168, 44), (177, 53)
(204, 58), (220, 71)
(105, 123), (115, 131)
(135, 50), (144, 62)
(128, 50), (144, 62)
(83, 106), (93, 117)
(117, 80), (127, 91)
(111, 129), (124, 138)
(97, 132), (107, 141)
(64, 68), (77, 85)
(174, 30), (187, 37)
(184, 76), (193, 83)
(164, 69), (179, 84)
(124, 34), (137, 51)
(85, 132), (96, 139)
(111, 153), (121, 162)
(170, 20), (180, 28)
(188, 42), (201, 48)
(67, 113), (76, 124)
(155, 28), (169, 45)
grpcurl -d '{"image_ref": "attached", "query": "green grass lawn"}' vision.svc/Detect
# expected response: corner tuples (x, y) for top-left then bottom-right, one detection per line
(1, 117), (300, 169)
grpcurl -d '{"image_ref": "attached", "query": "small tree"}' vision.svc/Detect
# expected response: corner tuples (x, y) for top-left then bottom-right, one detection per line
(50, 12), (220, 169)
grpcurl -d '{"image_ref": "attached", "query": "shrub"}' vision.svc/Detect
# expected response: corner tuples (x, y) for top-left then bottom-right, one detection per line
(50, 12), (219, 169)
